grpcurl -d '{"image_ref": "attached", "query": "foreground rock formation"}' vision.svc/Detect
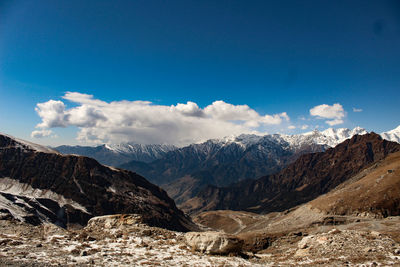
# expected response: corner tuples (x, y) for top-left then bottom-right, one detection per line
(184, 231), (243, 255)
(0, 213), (399, 266)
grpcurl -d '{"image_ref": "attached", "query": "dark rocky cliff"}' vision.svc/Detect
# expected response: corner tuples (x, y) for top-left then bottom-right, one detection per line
(0, 134), (195, 232)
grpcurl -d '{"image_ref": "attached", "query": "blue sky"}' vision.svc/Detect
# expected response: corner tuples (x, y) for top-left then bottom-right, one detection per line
(1, 0), (399, 145)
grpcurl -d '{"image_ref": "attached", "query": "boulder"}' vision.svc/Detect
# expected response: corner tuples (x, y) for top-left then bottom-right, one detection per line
(86, 214), (143, 230)
(184, 231), (243, 254)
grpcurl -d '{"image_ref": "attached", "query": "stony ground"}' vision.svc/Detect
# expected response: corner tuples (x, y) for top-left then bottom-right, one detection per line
(0, 215), (400, 266)
(257, 228), (400, 266)
(0, 218), (261, 267)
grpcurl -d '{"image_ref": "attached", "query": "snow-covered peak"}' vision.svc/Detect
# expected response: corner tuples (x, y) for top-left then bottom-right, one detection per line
(105, 143), (177, 155)
(204, 134), (263, 149)
(381, 125), (400, 143)
(317, 127), (368, 146)
(260, 127), (368, 149)
(193, 127), (372, 152)
(0, 133), (57, 154)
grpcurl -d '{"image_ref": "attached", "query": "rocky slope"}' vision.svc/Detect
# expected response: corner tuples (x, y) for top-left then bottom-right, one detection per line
(1, 212), (399, 266)
(0, 133), (195, 232)
(182, 133), (400, 214)
(308, 150), (400, 217)
(193, 150), (400, 235)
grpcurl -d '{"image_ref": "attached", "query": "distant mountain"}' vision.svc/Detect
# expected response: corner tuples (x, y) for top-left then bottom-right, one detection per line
(120, 133), (327, 186)
(54, 126), (400, 205)
(281, 126), (368, 148)
(0, 133), (195, 231)
(54, 143), (176, 166)
(381, 125), (400, 143)
(120, 127), (371, 203)
(181, 133), (400, 214)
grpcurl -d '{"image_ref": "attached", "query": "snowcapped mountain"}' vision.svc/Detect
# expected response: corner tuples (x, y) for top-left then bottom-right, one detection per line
(54, 143), (176, 166)
(119, 126), (400, 205)
(280, 126), (368, 149)
(381, 125), (400, 143)
(181, 126), (369, 153)
(55, 126), (399, 169)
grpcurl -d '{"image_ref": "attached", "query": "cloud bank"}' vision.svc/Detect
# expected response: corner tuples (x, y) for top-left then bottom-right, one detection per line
(309, 103), (346, 126)
(33, 92), (290, 145)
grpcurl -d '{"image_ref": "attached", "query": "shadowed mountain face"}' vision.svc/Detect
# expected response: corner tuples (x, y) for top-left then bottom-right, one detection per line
(0, 134), (195, 232)
(182, 133), (400, 214)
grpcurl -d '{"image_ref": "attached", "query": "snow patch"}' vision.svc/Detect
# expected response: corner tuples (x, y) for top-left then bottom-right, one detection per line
(0, 177), (89, 213)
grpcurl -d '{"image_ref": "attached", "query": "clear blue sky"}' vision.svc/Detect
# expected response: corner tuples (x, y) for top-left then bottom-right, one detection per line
(1, 0), (399, 145)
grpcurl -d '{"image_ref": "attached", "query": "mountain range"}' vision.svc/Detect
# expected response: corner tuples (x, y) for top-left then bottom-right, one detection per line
(54, 143), (177, 166)
(1, 129), (400, 266)
(54, 126), (400, 205)
(181, 133), (400, 214)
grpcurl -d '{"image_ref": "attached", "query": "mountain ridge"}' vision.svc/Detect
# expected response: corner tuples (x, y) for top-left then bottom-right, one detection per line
(0, 133), (195, 231)
(181, 133), (400, 214)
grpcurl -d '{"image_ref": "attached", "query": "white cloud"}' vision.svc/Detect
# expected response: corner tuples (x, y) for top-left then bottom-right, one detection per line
(353, 107), (363, 112)
(31, 129), (55, 138)
(301, 125), (309, 130)
(310, 103), (346, 126)
(33, 92), (290, 145)
(170, 101), (205, 117)
(288, 125), (296, 129)
(325, 119), (344, 126)
(35, 100), (68, 128)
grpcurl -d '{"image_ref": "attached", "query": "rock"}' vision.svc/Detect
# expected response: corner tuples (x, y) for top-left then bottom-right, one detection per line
(184, 231), (243, 255)
(86, 214), (143, 230)
(141, 229), (152, 236)
(370, 231), (381, 238)
(394, 248), (400, 255)
(363, 247), (375, 253)
(317, 236), (329, 244)
(328, 228), (341, 234)
(294, 248), (310, 257)
(298, 236), (313, 249)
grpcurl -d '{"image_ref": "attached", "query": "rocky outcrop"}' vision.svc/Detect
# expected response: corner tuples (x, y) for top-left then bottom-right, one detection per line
(0, 133), (196, 232)
(182, 133), (400, 214)
(86, 214), (143, 230)
(184, 231), (243, 254)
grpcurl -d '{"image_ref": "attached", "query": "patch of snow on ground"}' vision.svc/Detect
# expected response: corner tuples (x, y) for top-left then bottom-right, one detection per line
(0, 177), (89, 213)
